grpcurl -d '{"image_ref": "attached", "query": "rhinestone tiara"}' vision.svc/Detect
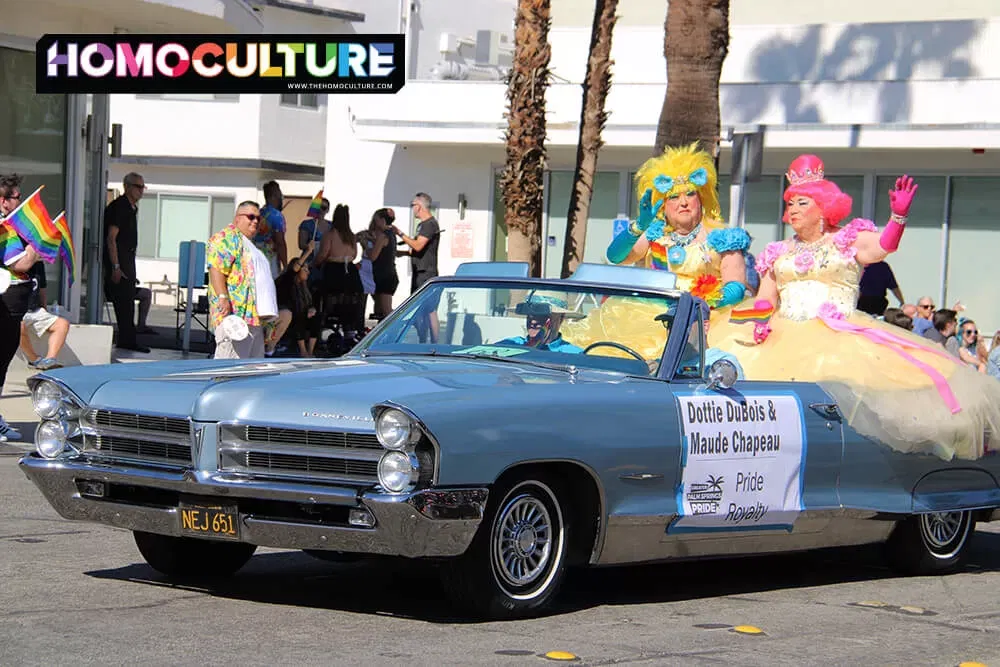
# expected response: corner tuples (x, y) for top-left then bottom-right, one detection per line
(786, 166), (825, 186)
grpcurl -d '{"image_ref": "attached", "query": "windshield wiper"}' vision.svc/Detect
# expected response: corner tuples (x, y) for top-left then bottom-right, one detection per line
(446, 352), (577, 374)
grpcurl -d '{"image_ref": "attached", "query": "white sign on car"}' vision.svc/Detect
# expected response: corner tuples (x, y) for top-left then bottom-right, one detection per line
(669, 392), (807, 533)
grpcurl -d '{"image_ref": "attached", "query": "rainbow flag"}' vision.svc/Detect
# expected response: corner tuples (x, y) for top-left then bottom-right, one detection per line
(0, 224), (25, 274)
(306, 189), (324, 219)
(729, 304), (775, 324)
(1, 185), (60, 263)
(648, 240), (669, 271)
(53, 212), (76, 285)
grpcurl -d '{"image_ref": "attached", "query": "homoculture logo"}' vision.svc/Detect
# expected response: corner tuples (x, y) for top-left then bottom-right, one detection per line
(36, 34), (405, 94)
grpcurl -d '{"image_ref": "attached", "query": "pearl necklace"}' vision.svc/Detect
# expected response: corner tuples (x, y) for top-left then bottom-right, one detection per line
(669, 223), (703, 247)
(793, 234), (827, 252)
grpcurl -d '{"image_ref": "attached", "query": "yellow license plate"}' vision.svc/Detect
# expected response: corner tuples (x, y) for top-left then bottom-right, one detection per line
(179, 505), (240, 540)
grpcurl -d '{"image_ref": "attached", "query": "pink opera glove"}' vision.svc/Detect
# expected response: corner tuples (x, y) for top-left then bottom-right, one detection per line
(880, 175), (918, 252)
(753, 322), (772, 345)
(888, 175), (918, 217)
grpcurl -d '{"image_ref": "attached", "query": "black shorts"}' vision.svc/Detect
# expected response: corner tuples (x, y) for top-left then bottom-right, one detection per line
(374, 271), (399, 296)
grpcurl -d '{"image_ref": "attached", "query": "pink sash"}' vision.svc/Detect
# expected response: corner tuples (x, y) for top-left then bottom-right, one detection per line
(818, 315), (963, 414)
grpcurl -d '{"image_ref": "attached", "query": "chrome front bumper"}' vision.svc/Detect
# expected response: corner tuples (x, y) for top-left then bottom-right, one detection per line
(18, 454), (487, 558)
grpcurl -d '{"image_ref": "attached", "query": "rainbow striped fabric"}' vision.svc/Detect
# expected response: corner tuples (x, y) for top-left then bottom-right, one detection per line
(3, 186), (59, 263)
(306, 190), (324, 219)
(729, 304), (775, 324)
(0, 224), (26, 275)
(53, 212), (77, 285)
(648, 241), (670, 271)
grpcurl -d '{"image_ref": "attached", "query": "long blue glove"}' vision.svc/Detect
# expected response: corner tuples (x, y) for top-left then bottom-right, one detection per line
(607, 189), (663, 264)
(717, 280), (746, 307)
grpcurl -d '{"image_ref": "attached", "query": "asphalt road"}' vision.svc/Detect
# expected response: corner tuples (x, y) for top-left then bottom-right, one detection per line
(2, 448), (1000, 667)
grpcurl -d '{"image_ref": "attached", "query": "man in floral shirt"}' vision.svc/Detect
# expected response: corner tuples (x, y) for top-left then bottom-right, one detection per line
(207, 201), (279, 359)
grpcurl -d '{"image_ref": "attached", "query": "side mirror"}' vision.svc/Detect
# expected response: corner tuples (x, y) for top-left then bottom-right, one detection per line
(705, 359), (738, 391)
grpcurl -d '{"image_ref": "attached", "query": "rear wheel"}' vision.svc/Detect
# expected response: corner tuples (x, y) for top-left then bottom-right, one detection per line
(886, 510), (975, 575)
(441, 477), (569, 619)
(133, 531), (256, 578)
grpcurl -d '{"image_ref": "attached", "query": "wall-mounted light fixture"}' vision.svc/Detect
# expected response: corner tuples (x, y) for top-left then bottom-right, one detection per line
(458, 193), (467, 220)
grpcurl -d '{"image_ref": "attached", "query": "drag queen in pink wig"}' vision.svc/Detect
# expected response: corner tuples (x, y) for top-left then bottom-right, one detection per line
(709, 155), (1000, 461)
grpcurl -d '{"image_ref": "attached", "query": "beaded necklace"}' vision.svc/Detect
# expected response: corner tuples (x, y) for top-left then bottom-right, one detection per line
(666, 222), (703, 266)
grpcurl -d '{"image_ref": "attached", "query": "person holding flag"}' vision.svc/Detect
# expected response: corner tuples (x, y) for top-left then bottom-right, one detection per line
(297, 191), (329, 291)
(0, 174), (45, 441)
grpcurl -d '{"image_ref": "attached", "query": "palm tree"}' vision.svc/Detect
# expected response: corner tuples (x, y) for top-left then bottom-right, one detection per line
(499, 0), (552, 277)
(560, 0), (619, 278)
(654, 0), (730, 155)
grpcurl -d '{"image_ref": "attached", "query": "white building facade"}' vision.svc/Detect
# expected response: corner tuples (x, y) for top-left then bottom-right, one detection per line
(108, 0), (364, 303)
(325, 0), (1000, 331)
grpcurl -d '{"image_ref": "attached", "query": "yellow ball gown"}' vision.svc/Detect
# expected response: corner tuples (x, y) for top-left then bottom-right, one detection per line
(708, 222), (1000, 461)
(562, 225), (753, 359)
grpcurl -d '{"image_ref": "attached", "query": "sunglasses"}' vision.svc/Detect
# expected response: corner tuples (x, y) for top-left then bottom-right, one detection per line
(918, 304), (934, 310)
(964, 329), (978, 335)
(241, 213), (261, 222)
(4, 192), (21, 201)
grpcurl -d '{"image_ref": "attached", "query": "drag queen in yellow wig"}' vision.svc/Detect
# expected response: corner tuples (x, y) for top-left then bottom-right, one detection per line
(561, 143), (755, 360)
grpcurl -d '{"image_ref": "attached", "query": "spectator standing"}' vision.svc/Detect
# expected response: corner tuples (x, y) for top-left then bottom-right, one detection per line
(912, 296), (936, 335)
(256, 180), (289, 278)
(922, 308), (961, 357)
(958, 319), (986, 372)
(298, 197), (330, 291)
(103, 172), (151, 353)
(207, 201), (279, 359)
(19, 261), (69, 370)
(857, 260), (903, 316)
(366, 208), (399, 321)
(314, 204), (365, 341)
(986, 331), (1000, 381)
(394, 192), (441, 342)
(882, 307), (913, 331)
(0, 174), (42, 440)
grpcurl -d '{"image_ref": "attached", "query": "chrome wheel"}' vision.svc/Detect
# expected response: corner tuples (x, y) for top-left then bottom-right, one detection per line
(919, 511), (971, 559)
(494, 493), (552, 588)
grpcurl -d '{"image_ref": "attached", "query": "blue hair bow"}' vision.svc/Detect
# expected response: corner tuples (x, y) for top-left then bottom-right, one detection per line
(653, 167), (709, 194)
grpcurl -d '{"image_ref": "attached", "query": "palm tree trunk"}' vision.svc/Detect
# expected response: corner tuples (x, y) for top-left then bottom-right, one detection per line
(560, 0), (619, 278)
(654, 0), (730, 156)
(500, 0), (552, 277)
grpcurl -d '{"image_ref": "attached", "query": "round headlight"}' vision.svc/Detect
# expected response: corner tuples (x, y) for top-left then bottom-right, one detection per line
(377, 451), (417, 493)
(32, 381), (64, 420)
(376, 408), (415, 450)
(35, 420), (68, 459)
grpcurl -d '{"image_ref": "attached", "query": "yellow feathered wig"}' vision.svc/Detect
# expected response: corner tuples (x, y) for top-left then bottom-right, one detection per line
(634, 142), (724, 231)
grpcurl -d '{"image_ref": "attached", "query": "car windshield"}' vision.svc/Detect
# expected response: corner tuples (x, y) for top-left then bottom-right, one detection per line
(352, 280), (680, 377)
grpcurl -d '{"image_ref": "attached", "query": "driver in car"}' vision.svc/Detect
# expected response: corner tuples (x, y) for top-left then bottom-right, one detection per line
(498, 292), (583, 354)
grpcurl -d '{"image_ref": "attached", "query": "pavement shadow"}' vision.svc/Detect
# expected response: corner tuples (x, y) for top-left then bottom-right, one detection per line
(0, 422), (36, 455)
(82, 530), (1000, 623)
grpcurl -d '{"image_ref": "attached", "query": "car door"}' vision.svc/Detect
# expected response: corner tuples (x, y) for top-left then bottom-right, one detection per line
(659, 309), (845, 557)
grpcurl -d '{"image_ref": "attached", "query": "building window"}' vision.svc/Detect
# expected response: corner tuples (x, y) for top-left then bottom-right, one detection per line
(945, 176), (1000, 331)
(136, 193), (235, 260)
(875, 175), (946, 313)
(544, 170), (622, 278)
(135, 94), (239, 101)
(717, 175), (783, 257)
(280, 93), (319, 108)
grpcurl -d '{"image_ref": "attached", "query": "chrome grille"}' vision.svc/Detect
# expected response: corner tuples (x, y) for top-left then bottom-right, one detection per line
(90, 434), (191, 462)
(80, 409), (192, 467)
(219, 424), (381, 485)
(244, 425), (381, 450)
(86, 409), (189, 436)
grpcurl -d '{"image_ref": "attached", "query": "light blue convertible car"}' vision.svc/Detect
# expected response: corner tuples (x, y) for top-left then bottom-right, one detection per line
(18, 263), (1000, 619)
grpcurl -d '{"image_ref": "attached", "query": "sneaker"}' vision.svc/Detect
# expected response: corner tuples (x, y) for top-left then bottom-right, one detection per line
(0, 417), (22, 442)
(27, 358), (40, 368)
(34, 357), (63, 371)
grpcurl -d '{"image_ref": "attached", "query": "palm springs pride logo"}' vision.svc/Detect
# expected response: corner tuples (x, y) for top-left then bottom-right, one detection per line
(36, 34), (405, 94)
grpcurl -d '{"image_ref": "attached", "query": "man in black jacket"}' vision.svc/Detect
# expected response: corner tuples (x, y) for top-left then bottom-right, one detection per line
(103, 172), (150, 353)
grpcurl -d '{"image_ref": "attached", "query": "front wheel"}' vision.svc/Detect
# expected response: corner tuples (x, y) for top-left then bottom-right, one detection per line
(133, 531), (257, 578)
(441, 477), (569, 619)
(885, 510), (975, 575)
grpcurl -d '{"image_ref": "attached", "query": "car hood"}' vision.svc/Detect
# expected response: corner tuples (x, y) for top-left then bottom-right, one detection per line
(40, 356), (622, 429)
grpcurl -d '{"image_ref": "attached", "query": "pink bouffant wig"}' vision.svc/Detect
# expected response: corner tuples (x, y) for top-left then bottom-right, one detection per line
(782, 154), (853, 231)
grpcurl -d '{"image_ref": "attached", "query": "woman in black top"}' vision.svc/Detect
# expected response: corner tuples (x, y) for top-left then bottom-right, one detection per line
(364, 208), (399, 321)
(275, 253), (322, 356)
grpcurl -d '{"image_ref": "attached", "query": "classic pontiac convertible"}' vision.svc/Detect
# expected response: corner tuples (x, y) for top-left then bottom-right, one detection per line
(18, 263), (1000, 619)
